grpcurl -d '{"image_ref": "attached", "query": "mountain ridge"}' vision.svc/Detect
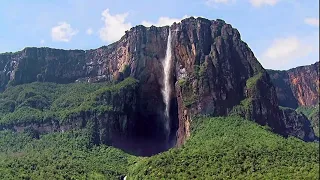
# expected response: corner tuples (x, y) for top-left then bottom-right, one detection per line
(0, 17), (317, 156)
(267, 61), (319, 71)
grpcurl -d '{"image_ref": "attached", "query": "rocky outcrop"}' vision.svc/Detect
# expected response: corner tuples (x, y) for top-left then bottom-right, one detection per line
(0, 17), (316, 151)
(280, 108), (315, 141)
(169, 18), (315, 142)
(268, 62), (319, 109)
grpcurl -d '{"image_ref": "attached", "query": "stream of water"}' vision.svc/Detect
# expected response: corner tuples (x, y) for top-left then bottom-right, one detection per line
(162, 29), (173, 132)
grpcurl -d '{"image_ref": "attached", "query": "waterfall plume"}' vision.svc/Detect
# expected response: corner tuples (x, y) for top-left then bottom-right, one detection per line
(162, 29), (173, 131)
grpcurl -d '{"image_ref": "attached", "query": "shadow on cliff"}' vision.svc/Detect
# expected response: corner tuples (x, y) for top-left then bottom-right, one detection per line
(109, 98), (179, 157)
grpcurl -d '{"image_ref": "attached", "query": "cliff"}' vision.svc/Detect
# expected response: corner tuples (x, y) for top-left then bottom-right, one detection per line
(0, 17), (316, 155)
(267, 62), (319, 109)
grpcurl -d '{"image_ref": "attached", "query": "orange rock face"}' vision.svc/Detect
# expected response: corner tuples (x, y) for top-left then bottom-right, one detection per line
(268, 62), (319, 108)
(288, 65), (319, 106)
(0, 17), (316, 153)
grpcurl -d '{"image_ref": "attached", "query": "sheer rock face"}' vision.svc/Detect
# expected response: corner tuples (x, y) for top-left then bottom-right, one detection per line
(280, 108), (315, 141)
(170, 18), (314, 143)
(268, 62), (319, 109)
(172, 19), (265, 114)
(0, 17), (316, 151)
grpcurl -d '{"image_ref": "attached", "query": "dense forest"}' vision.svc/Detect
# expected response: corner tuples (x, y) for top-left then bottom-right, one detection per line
(0, 130), (136, 179)
(0, 80), (318, 179)
(129, 116), (319, 179)
(0, 78), (138, 127)
(0, 115), (318, 179)
(0, 2), (318, 179)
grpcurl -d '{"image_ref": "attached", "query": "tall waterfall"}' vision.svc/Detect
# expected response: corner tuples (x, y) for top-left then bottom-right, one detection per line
(162, 29), (173, 131)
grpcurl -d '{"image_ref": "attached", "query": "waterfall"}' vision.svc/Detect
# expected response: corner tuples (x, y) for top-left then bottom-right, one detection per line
(162, 29), (173, 132)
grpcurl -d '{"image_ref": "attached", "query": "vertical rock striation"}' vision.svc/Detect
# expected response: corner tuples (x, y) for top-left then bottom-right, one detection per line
(268, 62), (319, 109)
(0, 17), (316, 152)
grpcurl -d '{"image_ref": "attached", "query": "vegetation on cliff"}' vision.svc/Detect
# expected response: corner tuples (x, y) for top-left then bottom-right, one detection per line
(0, 68), (318, 179)
(228, 73), (262, 119)
(0, 16), (318, 179)
(0, 77), (138, 126)
(296, 105), (319, 137)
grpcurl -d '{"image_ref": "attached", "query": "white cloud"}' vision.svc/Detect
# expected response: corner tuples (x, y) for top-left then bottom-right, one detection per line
(99, 9), (132, 43)
(249, 0), (280, 7)
(86, 28), (93, 35)
(259, 36), (314, 69)
(304, 18), (319, 27)
(40, 39), (45, 44)
(51, 22), (78, 42)
(141, 15), (191, 27)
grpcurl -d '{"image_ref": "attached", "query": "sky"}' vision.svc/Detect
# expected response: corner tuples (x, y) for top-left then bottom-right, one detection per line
(0, 0), (318, 70)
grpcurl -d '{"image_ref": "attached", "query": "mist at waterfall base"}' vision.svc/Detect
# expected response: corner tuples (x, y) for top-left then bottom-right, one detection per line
(162, 29), (173, 138)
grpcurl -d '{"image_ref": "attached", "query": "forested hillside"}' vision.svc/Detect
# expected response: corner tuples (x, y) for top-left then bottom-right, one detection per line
(0, 116), (318, 179)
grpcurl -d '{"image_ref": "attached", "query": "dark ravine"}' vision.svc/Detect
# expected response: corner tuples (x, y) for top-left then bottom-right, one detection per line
(0, 17), (317, 156)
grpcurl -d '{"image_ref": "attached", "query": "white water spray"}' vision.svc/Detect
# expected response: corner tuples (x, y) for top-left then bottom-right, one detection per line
(162, 29), (173, 131)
